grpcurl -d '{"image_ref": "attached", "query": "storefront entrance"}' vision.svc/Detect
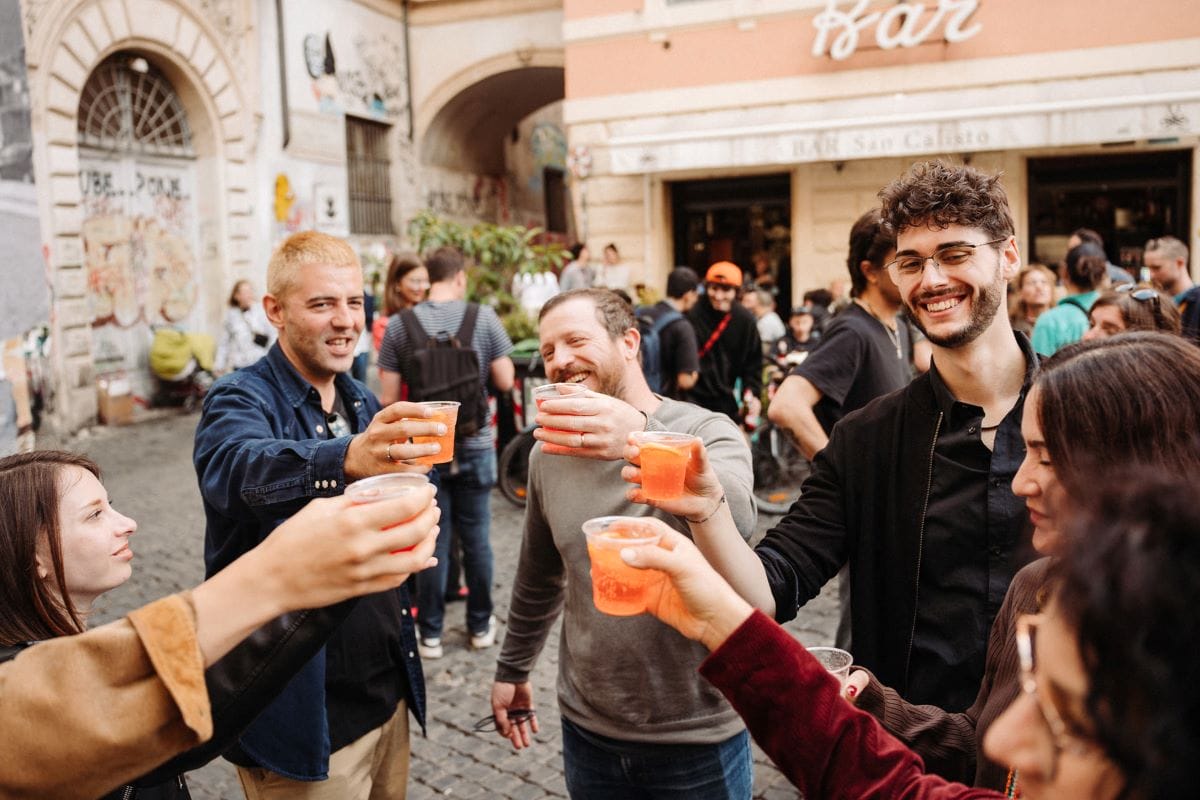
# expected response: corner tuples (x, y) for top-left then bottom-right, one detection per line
(671, 173), (792, 304)
(1027, 150), (1192, 275)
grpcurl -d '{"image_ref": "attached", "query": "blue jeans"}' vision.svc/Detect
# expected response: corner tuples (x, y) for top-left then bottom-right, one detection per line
(416, 446), (496, 638)
(562, 718), (752, 800)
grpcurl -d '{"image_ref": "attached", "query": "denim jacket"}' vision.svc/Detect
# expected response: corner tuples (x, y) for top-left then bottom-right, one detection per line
(193, 344), (426, 780)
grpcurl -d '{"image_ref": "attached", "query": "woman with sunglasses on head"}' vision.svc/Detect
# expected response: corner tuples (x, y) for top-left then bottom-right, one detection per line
(1030, 243), (1108, 356)
(1083, 283), (1181, 340)
(0, 450), (439, 799)
(620, 332), (1200, 795)
(620, 467), (1199, 800)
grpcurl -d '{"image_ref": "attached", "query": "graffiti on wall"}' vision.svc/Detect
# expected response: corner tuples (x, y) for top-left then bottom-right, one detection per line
(80, 159), (199, 385)
(424, 173), (510, 223)
(527, 122), (567, 195)
(302, 30), (409, 121)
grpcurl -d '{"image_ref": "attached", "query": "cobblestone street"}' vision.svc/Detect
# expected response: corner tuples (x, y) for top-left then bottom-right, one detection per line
(62, 411), (838, 799)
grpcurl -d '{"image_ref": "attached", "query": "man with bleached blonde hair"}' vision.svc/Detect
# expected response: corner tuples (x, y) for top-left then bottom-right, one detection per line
(195, 230), (441, 798)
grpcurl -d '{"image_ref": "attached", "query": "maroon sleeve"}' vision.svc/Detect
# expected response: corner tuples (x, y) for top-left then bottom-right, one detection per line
(699, 611), (1002, 800)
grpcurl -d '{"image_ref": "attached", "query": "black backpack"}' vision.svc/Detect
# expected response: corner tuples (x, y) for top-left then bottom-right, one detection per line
(400, 304), (486, 438)
(635, 305), (683, 394)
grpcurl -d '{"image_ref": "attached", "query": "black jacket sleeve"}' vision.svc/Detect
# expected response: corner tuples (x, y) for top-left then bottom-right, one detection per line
(131, 599), (358, 784)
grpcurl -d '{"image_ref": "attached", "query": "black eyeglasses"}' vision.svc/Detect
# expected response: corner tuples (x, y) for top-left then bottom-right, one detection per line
(472, 708), (537, 733)
(1115, 284), (1166, 329)
(885, 238), (1008, 280)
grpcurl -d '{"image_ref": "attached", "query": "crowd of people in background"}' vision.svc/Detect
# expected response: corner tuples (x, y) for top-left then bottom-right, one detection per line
(4, 160), (1200, 800)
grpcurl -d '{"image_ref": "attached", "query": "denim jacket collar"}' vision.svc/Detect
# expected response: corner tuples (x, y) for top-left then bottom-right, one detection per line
(264, 343), (373, 412)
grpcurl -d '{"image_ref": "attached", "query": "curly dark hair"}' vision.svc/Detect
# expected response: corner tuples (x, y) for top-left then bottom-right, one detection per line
(878, 161), (1014, 240)
(1035, 333), (1200, 501)
(1054, 470), (1200, 800)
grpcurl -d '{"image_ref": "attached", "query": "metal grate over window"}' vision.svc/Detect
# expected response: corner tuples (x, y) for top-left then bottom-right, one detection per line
(346, 116), (394, 235)
(77, 54), (194, 157)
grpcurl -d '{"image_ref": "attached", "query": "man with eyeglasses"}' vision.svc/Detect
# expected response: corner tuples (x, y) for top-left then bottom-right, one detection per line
(684, 262), (763, 423)
(1144, 236), (1200, 342)
(691, 162), (1037, 717)
(194, 231), (445, 799)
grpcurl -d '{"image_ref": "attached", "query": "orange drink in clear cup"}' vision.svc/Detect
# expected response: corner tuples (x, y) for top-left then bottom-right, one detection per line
(582, 516), (664, 616)
(345, 473), (431, 551)
(630, 431), (698, 501)
(408, 401), (459, 466)
(533, 383), (588, 434)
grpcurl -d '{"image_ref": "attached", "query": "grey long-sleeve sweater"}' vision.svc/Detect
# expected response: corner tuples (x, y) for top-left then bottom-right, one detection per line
(495, 398), (756, 744)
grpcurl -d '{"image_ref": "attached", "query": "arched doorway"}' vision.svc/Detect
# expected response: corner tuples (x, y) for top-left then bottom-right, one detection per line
(418, 59), (566, 229)
(77, 52), (201, 399)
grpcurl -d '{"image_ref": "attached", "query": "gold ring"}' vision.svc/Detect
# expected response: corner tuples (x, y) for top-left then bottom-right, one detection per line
(386, 443), (397, 462)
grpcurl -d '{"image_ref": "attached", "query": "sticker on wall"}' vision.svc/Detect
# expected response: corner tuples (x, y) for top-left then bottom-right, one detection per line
(314, 184), (348, 235)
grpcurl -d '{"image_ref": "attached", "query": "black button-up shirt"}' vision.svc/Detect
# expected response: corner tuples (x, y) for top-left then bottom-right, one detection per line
(907, 334), (1037, 712)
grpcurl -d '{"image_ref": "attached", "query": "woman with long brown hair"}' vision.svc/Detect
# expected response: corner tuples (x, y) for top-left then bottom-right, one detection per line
(0, 450), (439, 799)
(371, 252), (429, 353)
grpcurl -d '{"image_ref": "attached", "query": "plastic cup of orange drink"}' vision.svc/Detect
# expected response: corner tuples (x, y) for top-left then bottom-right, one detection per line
(630, 431), (699, 501)
(346, 473), (432, 551)
(407, 401), (459, 466)
(581, 516), (664, 616)
(532, 383), (588, 434)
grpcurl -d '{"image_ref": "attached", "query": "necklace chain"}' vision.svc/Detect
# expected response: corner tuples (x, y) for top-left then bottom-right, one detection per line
(856, 298), (902, 360)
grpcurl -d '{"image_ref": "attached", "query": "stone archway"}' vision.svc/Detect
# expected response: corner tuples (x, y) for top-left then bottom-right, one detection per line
(25, 0), (253, 429)
(415, 50), (564, 226)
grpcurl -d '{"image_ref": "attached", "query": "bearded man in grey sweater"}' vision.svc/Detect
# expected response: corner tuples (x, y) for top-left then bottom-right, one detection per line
(490, 288), (758, 799)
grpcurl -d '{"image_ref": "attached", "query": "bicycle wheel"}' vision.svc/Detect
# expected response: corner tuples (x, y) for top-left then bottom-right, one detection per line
(498, 429), (537, 508)
(751, 422), (810, 515)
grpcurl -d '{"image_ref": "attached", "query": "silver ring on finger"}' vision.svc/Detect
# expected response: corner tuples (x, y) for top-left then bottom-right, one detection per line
(578, 432), (587, 449)
(386, 442), (397, 463)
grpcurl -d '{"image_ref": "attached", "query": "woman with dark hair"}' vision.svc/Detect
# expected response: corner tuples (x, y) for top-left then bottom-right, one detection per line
(371, 252), (429, 353)
(1083, 283), (1181, 339)
(617, 467), (1200, 800)
(1008, 264), (1055, 336)
(1031, 243), (1108, 355)
(0, 450), (439, 798)
(214, 279), (274, 374)
(615, 333), (1200, 795)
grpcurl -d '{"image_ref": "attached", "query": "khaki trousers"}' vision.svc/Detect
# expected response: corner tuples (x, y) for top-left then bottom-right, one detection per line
(237, 701), (410, 800)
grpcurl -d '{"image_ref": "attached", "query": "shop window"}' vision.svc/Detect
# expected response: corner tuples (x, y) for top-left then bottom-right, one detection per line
(1028, 150), (1192, 273)
(78, 54), (193, 157)
(346, 116), (394, 235)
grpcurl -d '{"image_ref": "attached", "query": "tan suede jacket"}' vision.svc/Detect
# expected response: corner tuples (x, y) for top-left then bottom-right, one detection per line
(0, 593), (211, 799)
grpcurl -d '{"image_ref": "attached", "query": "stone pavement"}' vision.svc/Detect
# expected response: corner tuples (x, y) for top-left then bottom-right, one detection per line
(61, 411), (839, 799)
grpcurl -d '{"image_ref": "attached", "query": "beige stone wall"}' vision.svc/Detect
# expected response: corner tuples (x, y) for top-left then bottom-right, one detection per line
(24, 0), (255, 431)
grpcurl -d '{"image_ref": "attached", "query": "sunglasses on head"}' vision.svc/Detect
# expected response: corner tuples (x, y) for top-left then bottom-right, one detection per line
(1115, 284), (1165, 328)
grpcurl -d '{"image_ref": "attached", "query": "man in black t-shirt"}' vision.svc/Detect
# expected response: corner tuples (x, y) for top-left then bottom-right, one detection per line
(642, 267), (701, 399)
(769, 209), (912, 461)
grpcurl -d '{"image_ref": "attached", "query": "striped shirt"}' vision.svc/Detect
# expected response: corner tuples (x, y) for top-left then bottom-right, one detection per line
(377, 300), (513, 451)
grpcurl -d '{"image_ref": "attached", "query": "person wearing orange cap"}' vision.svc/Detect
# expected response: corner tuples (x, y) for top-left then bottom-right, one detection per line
(684, 262), (763, 422)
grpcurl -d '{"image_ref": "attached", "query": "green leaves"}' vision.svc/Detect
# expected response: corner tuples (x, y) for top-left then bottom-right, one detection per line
(406, 210), (568, 340)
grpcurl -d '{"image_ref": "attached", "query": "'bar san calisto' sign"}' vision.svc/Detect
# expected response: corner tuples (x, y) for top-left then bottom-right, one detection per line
(812, 0), (983, 61)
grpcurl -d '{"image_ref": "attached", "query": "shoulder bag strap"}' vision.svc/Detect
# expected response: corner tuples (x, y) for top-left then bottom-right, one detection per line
(400, 307), (432, 346)
(698, 313), (733, 359)
(455, 303), (480, 347)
